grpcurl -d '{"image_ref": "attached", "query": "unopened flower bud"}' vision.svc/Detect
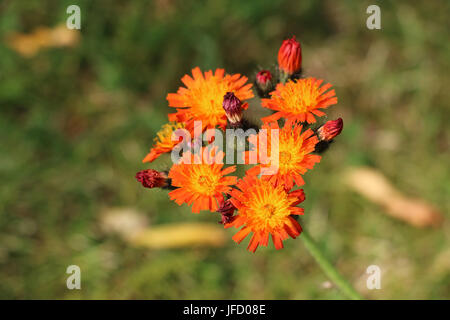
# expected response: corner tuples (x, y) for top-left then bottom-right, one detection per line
(223, 92), (243, 126)
(317, 118), (344, 141)
(135, 169), (169, 189)
(278, 36), (302, 77)
(255, 70), (274, 97)
(217, 199), (236, 225)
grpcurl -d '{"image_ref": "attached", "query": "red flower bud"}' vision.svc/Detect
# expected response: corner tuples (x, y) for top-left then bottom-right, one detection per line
(135, 169), (168, 189)
(255, 70), (274, 95)
(217, 199), (236, 225)
(222, 92), (243, 125)
(317, 118), (344, 141)
(278, 36), (302, 76)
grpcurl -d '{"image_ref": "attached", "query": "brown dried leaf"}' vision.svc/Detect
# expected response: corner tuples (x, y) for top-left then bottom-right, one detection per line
(344, 167), (443, 227)
(100, 208), (227, 249)
(100, 207), (148, 240)
(130, 223), (227, 249)
(7, 24), (80, 57)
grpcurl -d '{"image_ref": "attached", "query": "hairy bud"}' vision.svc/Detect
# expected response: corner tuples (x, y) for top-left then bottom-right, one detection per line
(135, 169), (169, 189)
(223, 92), (243, 126)
(317, 118), (344, 141)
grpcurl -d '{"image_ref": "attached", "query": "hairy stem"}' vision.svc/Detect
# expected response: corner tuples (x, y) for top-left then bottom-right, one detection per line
(300, 229), (363, 300)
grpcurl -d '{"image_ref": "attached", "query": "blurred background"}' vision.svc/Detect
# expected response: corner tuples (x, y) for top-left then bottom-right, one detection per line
(0, 0), (449, 299)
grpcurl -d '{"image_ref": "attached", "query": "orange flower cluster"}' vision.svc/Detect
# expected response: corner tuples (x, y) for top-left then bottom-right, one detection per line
(136, 35), (344, 252)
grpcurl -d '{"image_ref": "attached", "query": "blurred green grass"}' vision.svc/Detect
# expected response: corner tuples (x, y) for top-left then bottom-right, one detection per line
(0, 0), (449, 299)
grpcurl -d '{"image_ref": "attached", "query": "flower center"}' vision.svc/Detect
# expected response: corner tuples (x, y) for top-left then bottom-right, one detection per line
(242, 183), (294, 232)
(193, 171), (220, 195)
(263, 204), (277, 217)
(156, 122), (184, 145)
(279, 151), (292, 164)
(281, 79), (319, 113)
(189, 80), (228, 118)
(198, 175), (214, 186)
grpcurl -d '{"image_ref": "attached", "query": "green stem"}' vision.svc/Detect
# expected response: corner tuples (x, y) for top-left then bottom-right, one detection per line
(279, 70), (289, 84)
(301, 230), (363, 300)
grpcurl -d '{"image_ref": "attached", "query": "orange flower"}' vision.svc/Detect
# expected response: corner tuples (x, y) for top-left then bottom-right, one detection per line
(142, 122), (186, 163)
(225, 174), (305, 252)
(245, 122), (321, 190)
(278, 36), (302, 76)
(261, 78), (337, 125)
(167, 67), (254, 130)
(168, 148), (237, 213)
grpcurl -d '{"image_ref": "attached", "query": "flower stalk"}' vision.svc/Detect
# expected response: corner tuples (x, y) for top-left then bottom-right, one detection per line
(300, 229), (363, 300)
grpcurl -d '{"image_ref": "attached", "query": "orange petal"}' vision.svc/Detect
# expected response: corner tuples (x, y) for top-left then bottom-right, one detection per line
(232, 227), (251, 244)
